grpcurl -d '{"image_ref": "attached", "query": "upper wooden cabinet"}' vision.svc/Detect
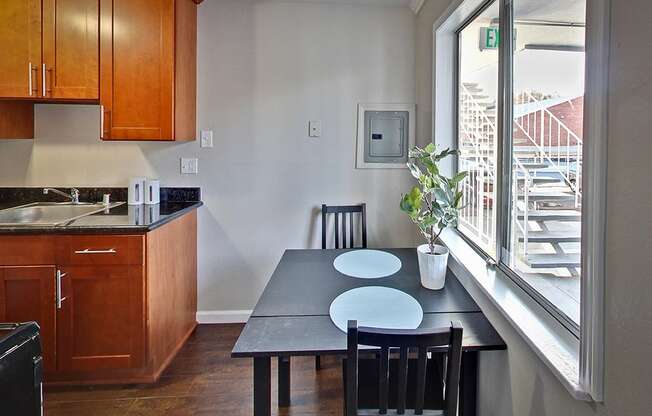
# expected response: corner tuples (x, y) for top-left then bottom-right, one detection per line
(0, 1), (42, 98)
(0, 0), (197, 141)
(0, 0), (98, 101)
(42, 0), (100, 100)
(100, 0), (197, 141)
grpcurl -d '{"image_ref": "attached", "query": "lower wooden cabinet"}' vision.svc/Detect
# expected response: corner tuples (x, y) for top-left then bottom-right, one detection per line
(0, 211), (197, 385)
(56, 265), (145, 373)
(0, 266), (56, 373)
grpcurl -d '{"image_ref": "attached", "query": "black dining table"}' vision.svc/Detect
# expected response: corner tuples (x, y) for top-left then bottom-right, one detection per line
(232, 248), (506, 416)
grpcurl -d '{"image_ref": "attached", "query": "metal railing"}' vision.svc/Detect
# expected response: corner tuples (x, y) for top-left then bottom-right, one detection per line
(458, 84), (497, 252)
(513, 91), (583, 207)
(458, 85), (581, 259)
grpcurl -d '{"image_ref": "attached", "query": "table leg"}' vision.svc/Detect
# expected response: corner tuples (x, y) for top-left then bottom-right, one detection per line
(459, 351), (478, 416)
(278, 356), (291, 407)
(254, 356), (271, 416)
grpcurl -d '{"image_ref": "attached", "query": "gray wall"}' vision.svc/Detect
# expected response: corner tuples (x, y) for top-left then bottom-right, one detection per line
(416, 0), (652, 414)
(0, 0), (420, 314)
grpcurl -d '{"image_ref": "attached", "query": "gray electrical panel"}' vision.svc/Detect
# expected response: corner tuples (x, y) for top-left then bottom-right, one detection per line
(363, 111), (409, 164)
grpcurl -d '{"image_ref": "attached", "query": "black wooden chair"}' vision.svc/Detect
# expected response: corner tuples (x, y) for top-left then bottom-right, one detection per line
(315, 203), (368, 371)
(321, 203), (367, 249)
(344, 320), (463, 416)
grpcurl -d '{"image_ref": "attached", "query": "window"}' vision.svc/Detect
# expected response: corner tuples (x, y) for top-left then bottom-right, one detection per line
(504, 0), (586, 329)
(437, 0), (607, 400)
(457, 2), (499, 257)
(455, 0), (586, 332)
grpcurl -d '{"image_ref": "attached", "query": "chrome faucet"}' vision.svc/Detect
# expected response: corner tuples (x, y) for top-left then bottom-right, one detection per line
(43, 187), (80, 204)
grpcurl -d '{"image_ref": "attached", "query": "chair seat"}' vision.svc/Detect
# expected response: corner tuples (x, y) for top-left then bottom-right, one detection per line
(357, 409), (444, 416)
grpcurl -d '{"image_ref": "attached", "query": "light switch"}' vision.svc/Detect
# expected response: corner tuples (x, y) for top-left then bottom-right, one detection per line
(181, 158), (199, 174)
(200, 130), (214, 148)
(308, 120), (322, 137)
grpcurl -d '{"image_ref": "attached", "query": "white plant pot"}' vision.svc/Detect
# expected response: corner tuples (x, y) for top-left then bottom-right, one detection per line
(417, 244), (449, 290)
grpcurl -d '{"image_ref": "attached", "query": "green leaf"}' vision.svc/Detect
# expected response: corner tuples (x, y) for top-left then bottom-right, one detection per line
(449, 171), (468, 186)
(433, 188), (449, 205)
(400, 186), (422, 218)
(407, 162), (422, 180)
(402, 144), (466, 244)
(453, 190), (464, 208)
(421, 215), (438, 228)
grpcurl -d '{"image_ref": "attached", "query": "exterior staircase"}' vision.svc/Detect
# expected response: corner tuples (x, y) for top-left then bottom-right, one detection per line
(459, 82), (582, 275)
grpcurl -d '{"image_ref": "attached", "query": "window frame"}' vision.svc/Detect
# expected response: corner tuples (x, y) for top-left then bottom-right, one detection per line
(453, 0), (500, 262)
(434, 0), (608, 401)
(453, 0), (582, 337)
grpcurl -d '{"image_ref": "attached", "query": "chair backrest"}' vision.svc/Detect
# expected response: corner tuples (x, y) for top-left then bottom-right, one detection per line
(321, 204), (367, 249)
(346, 320), (463, 416)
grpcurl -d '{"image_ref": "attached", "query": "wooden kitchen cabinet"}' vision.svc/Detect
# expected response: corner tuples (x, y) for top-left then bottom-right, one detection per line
(99, 0), (197, 141)
(56, 265), (146, 373)
(0, 0), (198, 141)
(0, 211), (198, 385)
(0, 1), (41, 98)
(0, 0), (99, 139)
(0, 266), (57, 374)
(0, 102), (34, 139)
(55, 234), (146, 375)
(0, 0), (98, 101)
(42, 0), (100, 100)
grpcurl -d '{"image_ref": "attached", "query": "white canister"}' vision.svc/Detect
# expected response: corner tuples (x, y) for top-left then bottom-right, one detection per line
(144, 179), (160, 205)
(416, 244), (450, 290)
(128, 204), (144, 225)
(145, 204), (160, 223)
(128, 177), (146, 205)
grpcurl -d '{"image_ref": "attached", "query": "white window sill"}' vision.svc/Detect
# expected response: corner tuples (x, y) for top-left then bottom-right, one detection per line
(439, 228), (593, 401)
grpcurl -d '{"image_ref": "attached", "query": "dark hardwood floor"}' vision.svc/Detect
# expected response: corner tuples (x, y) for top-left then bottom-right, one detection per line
(44, 324), (344, 415)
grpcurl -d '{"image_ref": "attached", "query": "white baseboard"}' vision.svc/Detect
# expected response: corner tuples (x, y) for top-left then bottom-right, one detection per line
(196, 310), (252, 324)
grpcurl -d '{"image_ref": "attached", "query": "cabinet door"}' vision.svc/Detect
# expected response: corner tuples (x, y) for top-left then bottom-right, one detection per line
(0, 1), (42, 98)
(56, 265), (145, 372)
(42, 0), (99, 100)
(99, 0), (174, 140)
(0, 266), (56, 374)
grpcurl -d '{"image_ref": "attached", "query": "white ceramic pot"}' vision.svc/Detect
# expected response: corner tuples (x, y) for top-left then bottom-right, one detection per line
(417, 244), (449, 290)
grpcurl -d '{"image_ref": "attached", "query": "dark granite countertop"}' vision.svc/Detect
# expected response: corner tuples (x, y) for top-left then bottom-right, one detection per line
(0, 187), (202, 235)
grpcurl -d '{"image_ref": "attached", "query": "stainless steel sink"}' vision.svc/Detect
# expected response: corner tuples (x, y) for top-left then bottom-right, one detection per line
(0, 202), (124, 226)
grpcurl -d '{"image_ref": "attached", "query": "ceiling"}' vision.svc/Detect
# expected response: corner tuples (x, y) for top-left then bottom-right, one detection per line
(260, 0), (423, 13)
(514, 0), (586, 24)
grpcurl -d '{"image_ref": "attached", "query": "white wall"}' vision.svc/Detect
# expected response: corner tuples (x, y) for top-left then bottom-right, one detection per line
(417, 0), (652, 414)
(0, 0), (419, 313)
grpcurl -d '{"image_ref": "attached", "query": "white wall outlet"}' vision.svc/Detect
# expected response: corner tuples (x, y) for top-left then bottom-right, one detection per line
(308, 120), (322, 137)
(181, 158), (199, 174)
(200, 130), (214, 148)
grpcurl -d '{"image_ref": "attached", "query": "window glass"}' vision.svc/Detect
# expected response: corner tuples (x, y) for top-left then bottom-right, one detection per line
(505, 0), (586, 326)
(457, 1), (500, 257)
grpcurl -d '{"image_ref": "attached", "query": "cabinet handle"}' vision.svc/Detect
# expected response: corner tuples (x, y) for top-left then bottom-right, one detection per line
(56, 270), (67, 310)
(100, 106), (112, 139)
(46, 66), (53, 95)
(42, 64), (47, 97)
(74, 248), (117, 254)
(28, 62), (33, 96)
(28, 63), (39, 96)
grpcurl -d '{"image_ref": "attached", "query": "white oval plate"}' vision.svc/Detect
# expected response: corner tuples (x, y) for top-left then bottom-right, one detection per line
(329, 286), (423, 333)
(333, 249), (402, 279)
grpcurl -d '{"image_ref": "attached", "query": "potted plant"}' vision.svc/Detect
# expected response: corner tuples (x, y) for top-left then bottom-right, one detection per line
(400, 144), (467, 290)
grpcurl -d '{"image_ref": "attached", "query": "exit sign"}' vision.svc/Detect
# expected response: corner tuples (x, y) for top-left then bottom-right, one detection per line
(479, 26), (500, 50)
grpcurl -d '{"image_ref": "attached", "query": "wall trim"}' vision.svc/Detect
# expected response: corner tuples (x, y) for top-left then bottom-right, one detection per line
(410, 0), (425, 14)
(579, 0), (610, 402)
(196, 310), (252, 324)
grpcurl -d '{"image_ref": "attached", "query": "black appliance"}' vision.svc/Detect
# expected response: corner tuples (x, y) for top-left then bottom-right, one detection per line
(0, 322), (43, 416)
